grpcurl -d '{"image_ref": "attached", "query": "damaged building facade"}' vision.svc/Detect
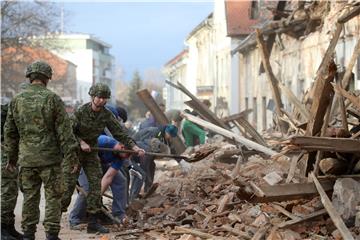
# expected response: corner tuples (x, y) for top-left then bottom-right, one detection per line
(233, 1), (360, 132)
(164, 0), (360, 133)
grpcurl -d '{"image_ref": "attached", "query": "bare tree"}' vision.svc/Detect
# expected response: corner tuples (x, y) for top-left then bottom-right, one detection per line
(1, 1), (67, 98)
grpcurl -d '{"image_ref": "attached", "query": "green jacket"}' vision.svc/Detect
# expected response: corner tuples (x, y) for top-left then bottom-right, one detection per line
(182, 119), (206, 147)
(4, 84), (79, 168)
(73, 103), (136, 152)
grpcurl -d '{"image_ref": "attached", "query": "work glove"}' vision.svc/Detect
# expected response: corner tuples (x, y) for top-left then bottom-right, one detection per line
(178, 159), (192, 173)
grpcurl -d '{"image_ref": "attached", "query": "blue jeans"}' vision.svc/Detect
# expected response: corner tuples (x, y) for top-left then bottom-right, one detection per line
(69, 166), (128, 225)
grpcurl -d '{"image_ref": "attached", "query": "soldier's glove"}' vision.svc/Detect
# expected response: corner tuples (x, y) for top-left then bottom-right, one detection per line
(129, 166), (143, 180)
(178, 159), (191, 173)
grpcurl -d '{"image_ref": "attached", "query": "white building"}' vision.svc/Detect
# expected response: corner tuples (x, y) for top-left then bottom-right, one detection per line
(51, 33), (115, 104)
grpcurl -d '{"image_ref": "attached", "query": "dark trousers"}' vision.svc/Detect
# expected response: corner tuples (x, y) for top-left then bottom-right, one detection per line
(140, 156), (155, 193)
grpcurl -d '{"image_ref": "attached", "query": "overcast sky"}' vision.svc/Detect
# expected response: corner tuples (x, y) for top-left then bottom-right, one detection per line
(64, 1), (213, 81)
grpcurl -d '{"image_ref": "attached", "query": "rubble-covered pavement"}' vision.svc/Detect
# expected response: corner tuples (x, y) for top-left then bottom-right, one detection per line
(71, 140), (359, 240)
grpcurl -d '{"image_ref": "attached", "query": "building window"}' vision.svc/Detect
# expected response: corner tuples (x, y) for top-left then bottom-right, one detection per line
(253, 97), (257, 128)
(298, 79), (305, 98)
(262, 97), (267, 130)
(357, 55), (360, 81)
(245, 97), (249, 120)
(250, 1), (260, 20)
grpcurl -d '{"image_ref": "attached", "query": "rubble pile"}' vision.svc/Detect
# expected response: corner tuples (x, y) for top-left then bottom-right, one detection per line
(102, 142), (359, 239)
(121, 2), (360, 239)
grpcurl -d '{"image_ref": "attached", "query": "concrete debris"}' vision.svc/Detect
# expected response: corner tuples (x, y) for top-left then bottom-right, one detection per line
(332, 178), (360, 223)
(263, 172), (283, 185)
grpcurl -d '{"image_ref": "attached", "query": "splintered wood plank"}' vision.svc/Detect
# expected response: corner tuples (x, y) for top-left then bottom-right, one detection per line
(238, 180), (335, 203)
(278, 81), (310, 120)
(287, 136), (360, 153)
(251, 226), (270, 240)
(167, 80), (229, 129)
(338, 5), (360, 24)
(256, 29), (287, 133)
(221, 109), (252, 123)
(332, 83), (360, 110)
(306, 23), (342, 138)
(183, 112), (278, 157)
(174, 226), (220, 239)
(272, 203), (302, 220)
(310, 173), (354, 240)
(220, 224), (251, 239)
(277, 209), (327, 228)
(236, 117), (268, 147)
(286, 151), (304, 183)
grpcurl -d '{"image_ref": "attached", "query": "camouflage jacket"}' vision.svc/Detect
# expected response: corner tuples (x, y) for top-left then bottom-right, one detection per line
(4, 84), (79, 167)
(73, 103), (136, 150)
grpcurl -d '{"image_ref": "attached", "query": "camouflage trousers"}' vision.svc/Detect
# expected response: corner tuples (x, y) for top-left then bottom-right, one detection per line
(1, 166), (18, 225)
(61, 154), (103, 214)
(19, 164), (63, 234)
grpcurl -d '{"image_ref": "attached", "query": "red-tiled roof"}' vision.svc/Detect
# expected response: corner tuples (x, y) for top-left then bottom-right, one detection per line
(2, 46), (69, 80)
(225, 0), (260, 36)
(164, 49), (188, 67)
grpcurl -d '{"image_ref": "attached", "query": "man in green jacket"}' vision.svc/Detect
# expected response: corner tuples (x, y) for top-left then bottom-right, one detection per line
(4, 61), (79, 240)
(61, 83), (145, 234)
(182, 110), (206, 147)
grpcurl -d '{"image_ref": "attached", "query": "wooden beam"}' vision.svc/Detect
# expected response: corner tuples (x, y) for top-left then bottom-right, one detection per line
(277, 209), (327, 228)
(278, 81), (310, 120)
(286, 151), (304, 183)
(332, 83), (360, 110)
(174, 227), (220, 239)
(183, 112), (278, 157)
(256, 29), (287, 133)
(237, 179), (335, 203)
(235, 117), (268, 147)
(220, 225), (251, 239)
(259, 1), (287, 73)
(272, 203), (302, 220)
(287, 136), (360, 153)
(306, 60), (338, 136)
(136, 89), (186, 154)
(306, 23), (342, 136)
(310, 173), (354, 240)
(338, 4), (360, 24)
(166, 80), (229, 129)
(221, 109), (252, 123)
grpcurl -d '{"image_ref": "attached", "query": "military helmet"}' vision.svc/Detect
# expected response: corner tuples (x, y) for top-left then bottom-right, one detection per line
(88, 83), (111, 98)
(25, 60), (53, 79)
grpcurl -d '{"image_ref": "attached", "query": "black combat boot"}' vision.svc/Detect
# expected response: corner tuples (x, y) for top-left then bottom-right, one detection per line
(97, 211), (113, 225)
(1, 225), (17, 240)
(87, 214), (109, 234)
(5, 223), (23, 239)
(45, 232), (61, 240)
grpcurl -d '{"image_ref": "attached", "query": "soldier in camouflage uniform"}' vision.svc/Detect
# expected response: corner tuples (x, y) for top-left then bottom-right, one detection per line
(4, 60), (79, 240)
(61, 83), (145, 233)
(1, 103), (23, 240)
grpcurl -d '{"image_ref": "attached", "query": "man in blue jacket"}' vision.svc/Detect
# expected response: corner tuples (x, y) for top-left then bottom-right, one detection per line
(69, 134), (144, 228)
